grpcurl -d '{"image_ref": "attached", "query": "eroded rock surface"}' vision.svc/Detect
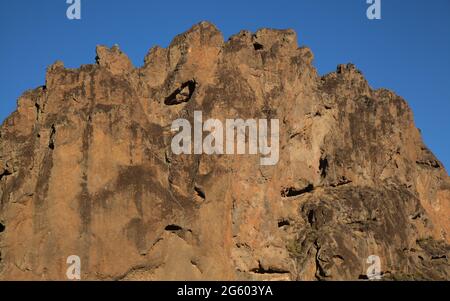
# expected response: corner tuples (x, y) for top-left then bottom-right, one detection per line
(0, 22), (449, 280)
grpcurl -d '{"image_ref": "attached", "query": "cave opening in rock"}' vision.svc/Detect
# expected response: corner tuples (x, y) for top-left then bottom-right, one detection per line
(165, 224), (183, 231)
(0, 223), (5, 233)
(319, 157), (328, 178)
(164, 80), (196, 106)
(278, 219), (290, 228)
(253, 43), (264, 51)
(281, 184), (314, 198)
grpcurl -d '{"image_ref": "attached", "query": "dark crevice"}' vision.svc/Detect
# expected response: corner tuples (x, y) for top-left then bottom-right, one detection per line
(194, 186), (206, 200)
(165, 152), (172, 164)
(48, 124), (56, 150)
(190, 260), (203, 273)
(307, 210), (315, 226)
(333, 255), (344, 261)
(410, 212), (423, 220)
(253, 43), (264, 51)
(164, 224), (183, 232)
(319, 157), (328, 178)
(431, 255), (447, 260)
(416, 160), (440, 169)
(164, 80), (196, 106)
(281, 184), (314, 198)
(358, 274), (369, 280)
(278, 219), (290, 228)
(0, 169), (12, 181)
(314, 241), (328, 280)
(250, 262), (289, 275)
(0, 222), (5, 233)
(289, 132), (301, 140)
(35, 103), (41, 121)
(331, 178), (352, 187)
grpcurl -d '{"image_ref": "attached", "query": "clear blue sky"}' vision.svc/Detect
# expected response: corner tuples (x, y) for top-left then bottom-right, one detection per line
(1, 0), (449, 170)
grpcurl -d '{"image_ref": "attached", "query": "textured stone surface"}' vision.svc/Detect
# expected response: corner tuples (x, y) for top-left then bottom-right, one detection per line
(0, 22), (449, 280)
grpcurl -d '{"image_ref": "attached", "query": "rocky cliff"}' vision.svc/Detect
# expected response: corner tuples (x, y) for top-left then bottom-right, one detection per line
(0, 22), (449, 280)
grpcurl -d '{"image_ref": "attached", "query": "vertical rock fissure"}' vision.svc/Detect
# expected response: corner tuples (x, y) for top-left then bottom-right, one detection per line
(48, 124), (56, 150)
(77, 71), (97, 273)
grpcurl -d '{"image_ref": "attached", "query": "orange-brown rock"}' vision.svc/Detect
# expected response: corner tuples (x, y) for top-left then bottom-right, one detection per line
(0, 22), (449, 280)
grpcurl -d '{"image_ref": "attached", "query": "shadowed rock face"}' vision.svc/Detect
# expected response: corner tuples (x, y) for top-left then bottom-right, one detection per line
(0, 22), (449, 280)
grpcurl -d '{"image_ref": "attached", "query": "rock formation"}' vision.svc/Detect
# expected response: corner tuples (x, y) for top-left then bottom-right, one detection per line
(0, 22), (449, 280)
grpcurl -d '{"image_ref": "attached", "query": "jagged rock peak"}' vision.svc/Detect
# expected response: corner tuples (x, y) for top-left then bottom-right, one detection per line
(0, 22), (448, 281)
(95, 44), (133, 75)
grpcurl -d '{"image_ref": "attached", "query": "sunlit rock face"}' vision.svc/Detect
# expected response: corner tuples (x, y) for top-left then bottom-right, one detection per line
(0, 22), (449, 280)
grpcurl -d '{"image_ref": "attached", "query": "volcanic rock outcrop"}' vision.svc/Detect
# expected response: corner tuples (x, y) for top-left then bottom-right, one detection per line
(0, 22), (449, 280)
